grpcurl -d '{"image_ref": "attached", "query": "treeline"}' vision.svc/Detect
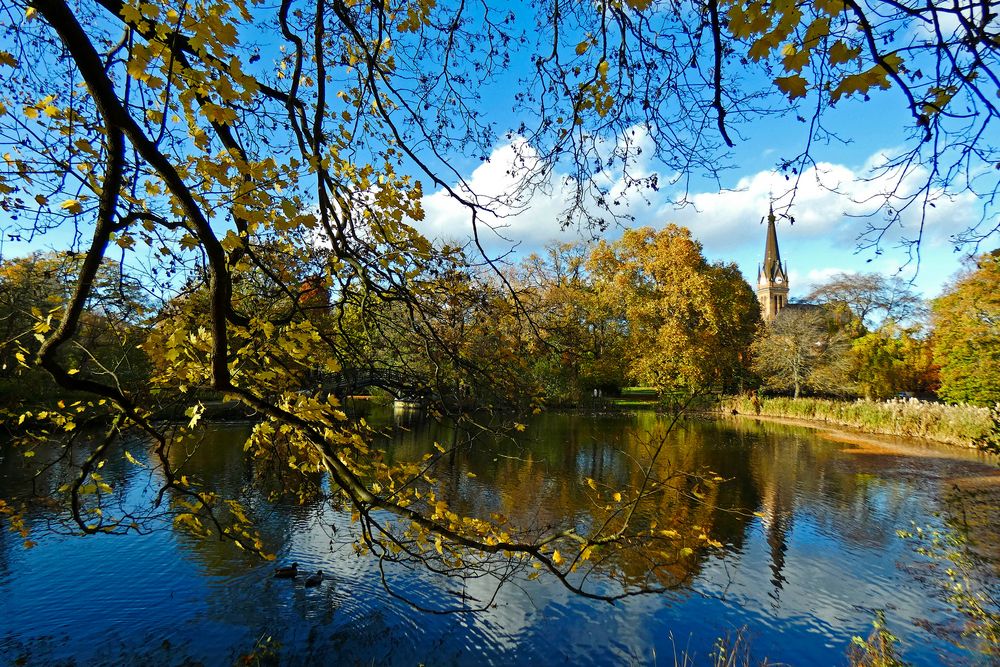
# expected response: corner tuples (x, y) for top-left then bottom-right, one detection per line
(515, 236), (999, 409)
(2, 233), (998, 418)
(0, 225), (758, 414)
(752, 252), (1000, 407)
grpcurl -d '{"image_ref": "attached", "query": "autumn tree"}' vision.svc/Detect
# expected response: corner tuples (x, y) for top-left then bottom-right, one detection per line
(0, 0), (997, 603)
(512, 242), (627, 404)
(850, 323), (937, 400)
(752, 305), (854, 398)
(932, 254), (1000, 406)
(588, 225), (760, 395)
(0, 252), (149, 412)
(806, 272), (925, 330)
(756, 271), (933, 399)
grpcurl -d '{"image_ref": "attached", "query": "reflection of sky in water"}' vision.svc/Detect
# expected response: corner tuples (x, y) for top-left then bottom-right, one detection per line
(0, 414), (994, 665)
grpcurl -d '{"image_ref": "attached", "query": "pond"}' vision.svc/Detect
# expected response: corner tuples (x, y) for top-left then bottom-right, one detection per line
(1, 408), (997, 665)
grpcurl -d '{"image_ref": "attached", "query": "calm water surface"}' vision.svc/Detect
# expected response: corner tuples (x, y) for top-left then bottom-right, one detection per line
(1, 409), (997, 665)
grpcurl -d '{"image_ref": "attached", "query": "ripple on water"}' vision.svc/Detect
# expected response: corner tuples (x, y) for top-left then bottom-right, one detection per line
(3, 413), (997, 666)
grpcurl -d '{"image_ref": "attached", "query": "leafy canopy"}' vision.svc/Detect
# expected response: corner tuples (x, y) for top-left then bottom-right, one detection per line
(932, 254), (1000, 406)
(0, 0), (996, 601)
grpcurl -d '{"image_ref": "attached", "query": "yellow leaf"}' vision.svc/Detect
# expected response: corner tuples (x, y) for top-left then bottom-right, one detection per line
(774, 74), (808, 100)
(612, 491), (622, 502)
(748, 36), (776, 61)
(814, 0), (846, 15)
(202, 103), (238, 125)
(830, 67), (888, 102)
(552, 549), (564, 565)
(782, 49), (810, 73)
(61, 199), (83, 214)
(828, 40), (860, 65)
(120, 3), (142, 23)
(804, 17), (830, 45)
(0, 51), (17, 67)
(124, 450), (145, 467)
(881, 53), (904, 74)
(575, 41), (589, 56)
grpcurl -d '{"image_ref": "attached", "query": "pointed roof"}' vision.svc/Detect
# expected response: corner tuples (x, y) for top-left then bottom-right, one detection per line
(760, 205), (786, 282)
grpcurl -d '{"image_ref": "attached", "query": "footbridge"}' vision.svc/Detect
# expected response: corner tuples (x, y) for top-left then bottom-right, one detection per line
(317, 367), (431, 401)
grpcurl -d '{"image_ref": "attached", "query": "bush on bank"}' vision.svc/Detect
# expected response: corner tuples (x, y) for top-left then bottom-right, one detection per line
(720, 395), (995, 447)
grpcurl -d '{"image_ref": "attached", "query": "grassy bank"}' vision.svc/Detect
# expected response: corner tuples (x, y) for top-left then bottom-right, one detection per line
(721, 395), (996, 447)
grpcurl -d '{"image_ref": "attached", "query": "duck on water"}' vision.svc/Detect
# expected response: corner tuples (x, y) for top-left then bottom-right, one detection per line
(274, 562), (297, 579)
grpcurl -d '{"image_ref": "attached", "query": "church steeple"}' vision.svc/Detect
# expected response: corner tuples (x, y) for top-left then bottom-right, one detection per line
(757, 205), (789, 323)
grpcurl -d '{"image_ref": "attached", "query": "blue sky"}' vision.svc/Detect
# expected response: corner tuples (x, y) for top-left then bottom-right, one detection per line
(3, 4), (995, 303)
(416, 85), (988, 301)
(403, 1), (999, 301)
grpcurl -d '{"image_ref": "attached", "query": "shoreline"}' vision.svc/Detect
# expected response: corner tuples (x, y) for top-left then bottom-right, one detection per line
(722, 411), (999, 463)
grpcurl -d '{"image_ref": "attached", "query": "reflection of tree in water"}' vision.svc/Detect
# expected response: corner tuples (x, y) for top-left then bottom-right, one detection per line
(374, 412), (738, 591)
(737, 419), (921, 541)
(0, 512), (11, 581)
(12, 410), (994, 620)
(170, 412), (994, 606)
(0, 432), (163, 539)
(164, 425), (302, 578)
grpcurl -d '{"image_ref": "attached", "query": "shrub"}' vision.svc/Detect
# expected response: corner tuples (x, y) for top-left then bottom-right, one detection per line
(720, 396), (994, 447)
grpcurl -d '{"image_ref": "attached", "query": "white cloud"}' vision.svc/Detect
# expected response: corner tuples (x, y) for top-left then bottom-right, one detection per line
(664, 156), (979, 255)
(415, 136), (986, 296)
(416, 129), (664, 258)
(418, 139), (574, 256)
(786, 267), (854, 295)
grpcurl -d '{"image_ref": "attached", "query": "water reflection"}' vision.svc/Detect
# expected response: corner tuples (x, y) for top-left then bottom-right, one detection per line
(1, 411), (997, 665)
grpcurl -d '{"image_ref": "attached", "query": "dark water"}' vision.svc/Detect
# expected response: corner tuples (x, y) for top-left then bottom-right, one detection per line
(1, 409), (997, 665)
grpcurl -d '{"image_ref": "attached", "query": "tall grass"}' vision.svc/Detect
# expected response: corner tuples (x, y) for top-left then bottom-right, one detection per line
(720, 396), (995, 447)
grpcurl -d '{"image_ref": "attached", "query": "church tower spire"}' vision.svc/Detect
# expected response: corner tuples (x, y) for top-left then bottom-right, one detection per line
(757, 205), (789, 323)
